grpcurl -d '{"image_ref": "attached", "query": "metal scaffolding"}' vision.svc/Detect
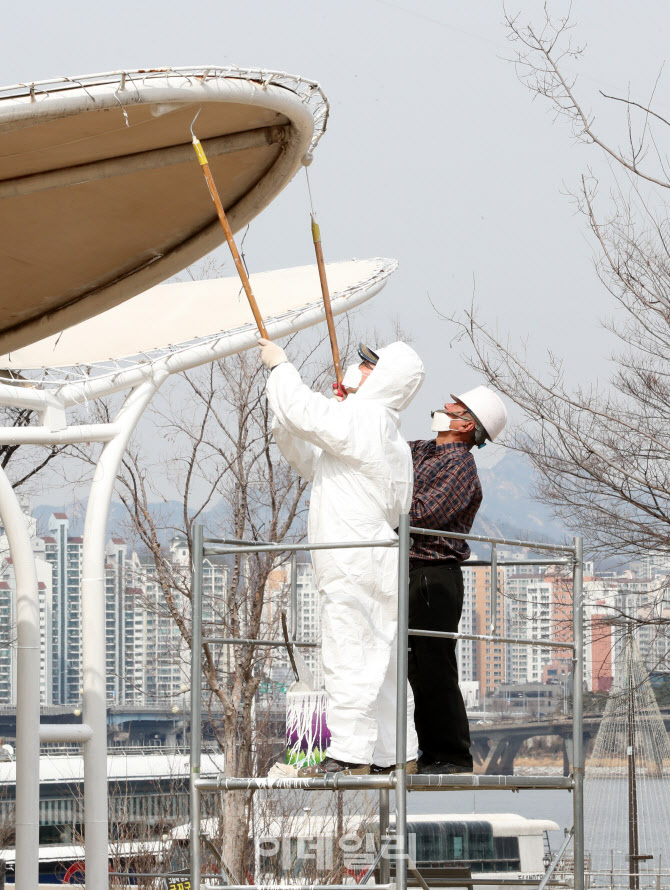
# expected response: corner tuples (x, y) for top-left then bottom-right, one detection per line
(190, 519), (585, 890)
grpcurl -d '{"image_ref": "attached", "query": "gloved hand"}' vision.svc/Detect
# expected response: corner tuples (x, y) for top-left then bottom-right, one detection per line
(258, 338), (288, 370)
(332, 381), (347, 401)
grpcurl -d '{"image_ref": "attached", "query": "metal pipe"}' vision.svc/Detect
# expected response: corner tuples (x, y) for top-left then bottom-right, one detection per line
(217, 885), (396, 889)
(0, 424), (118, 444)
(572, 536), (585, 890)
(38, 723), (93, 743)
(360, 835), (394, 885)
(192, 884), (566, 889)
(191, 523), (204, 890)
(379, 788), (390, 885)
(537, 827), (574, 890)
(205, 539), (398, 555)
(0, 381), (49, 411)
(462, 558), (572, 567)
(204, 543), (570, 568)
(195, 772), (573, 791)
(395, 513), (410, 890)
(406, 774), (575, 791)
(409, 525), (576, 553)
(490, 543), (498, 634)
(0, 125), (289, 200)
(196, 773), (397, 791)
(628, 638), (640, 890)
(204, 637), (318, 647)
(0, 466), (40, 888)
(206, 536), (262, 546)
(81, 374), (163, 889)
(407, 856), (432, 890)
(290, 552), (298, 640)
(409, 627), (575, 651)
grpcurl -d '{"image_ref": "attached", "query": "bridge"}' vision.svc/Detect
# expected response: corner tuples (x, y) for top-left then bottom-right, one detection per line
(1, 706), (668, 776)
(469, 713), (670, 775)
(0, 705), (197, 746)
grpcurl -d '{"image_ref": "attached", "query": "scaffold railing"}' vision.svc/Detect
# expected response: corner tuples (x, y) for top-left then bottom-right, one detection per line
(189, 518), (585, 890)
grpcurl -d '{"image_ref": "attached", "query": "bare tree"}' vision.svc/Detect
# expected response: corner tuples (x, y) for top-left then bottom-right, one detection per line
(0, 404), (69, 492)
(452, 6), (670, 590)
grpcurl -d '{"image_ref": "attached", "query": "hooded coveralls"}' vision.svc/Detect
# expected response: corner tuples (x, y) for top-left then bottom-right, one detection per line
(267, 342), (424, 766)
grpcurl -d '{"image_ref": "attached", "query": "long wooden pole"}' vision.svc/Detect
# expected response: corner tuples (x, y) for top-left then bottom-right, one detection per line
(311, 215), (344, 389)
(192, 136), (269, 338)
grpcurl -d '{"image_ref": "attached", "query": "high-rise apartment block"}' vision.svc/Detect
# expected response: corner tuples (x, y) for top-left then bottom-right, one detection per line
(0, 510), (227, 707)
(460, 564), (505, 698)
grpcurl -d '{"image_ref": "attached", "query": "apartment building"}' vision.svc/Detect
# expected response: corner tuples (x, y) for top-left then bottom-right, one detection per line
(0, 512), (54, 705)
(0, 510), (228, 707)
(461, 563), (505, 698)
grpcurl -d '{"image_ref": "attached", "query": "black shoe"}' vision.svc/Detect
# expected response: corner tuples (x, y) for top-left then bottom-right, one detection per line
(417, 759), (473, 775)
(372, 760), (418, 775)
(298, 757), (370, 777)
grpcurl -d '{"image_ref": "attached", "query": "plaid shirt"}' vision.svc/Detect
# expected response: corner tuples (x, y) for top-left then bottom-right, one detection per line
(409, 440), (482, 563)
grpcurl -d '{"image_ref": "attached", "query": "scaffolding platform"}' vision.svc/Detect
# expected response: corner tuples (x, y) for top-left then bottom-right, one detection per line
(189, 521), (585, 890)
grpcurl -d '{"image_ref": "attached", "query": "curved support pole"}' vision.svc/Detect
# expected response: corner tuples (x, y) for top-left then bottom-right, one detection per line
(81, 371), (166, 888)
(0, 467), (40, 888)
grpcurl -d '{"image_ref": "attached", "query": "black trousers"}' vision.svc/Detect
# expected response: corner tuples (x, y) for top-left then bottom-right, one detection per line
(407, 561), (473, 768)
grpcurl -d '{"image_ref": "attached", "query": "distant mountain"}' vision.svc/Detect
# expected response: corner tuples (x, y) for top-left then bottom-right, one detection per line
(33, 451), (566, 556)
(471, 450), (570, 555)
(32, 499), (203, 546)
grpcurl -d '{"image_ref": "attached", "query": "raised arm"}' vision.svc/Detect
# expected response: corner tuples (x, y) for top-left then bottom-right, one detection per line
(266, 362), (355, 456)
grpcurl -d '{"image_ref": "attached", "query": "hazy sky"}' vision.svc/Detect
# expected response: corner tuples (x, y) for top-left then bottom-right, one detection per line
(4, 1), (669, 494)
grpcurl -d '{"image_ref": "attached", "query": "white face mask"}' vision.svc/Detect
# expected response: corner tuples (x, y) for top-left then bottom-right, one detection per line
(431, 410), (453, 432)
(342, 364), (364, 391)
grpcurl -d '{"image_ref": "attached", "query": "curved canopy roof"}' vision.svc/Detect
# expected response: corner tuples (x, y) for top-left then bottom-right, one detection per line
(0, 67), (328, 355)
(0, 259), (397, 396)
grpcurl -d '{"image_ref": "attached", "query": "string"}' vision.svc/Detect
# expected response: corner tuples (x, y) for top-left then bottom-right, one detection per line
(304, 167), (317, 221)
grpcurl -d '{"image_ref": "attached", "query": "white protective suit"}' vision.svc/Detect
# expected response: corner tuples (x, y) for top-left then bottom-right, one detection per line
(267, 342), (424, 766)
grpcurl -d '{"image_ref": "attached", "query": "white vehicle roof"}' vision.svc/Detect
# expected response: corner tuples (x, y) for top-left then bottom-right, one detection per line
(171, 812), (559, 841)
(2, 839), (166, 865)
(0, 750), (224, 785)
(399, 813), (560, 836)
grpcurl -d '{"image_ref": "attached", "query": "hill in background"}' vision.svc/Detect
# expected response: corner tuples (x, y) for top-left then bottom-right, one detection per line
(33, 450), (567, 554)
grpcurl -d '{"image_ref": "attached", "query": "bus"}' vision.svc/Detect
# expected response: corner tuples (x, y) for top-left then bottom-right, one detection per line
(173, 811), (559, 888)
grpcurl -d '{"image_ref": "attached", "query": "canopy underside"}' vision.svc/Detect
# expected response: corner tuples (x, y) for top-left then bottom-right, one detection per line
(0, 68), (326, 354)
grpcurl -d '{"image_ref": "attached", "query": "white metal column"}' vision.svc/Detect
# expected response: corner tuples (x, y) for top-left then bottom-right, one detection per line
(0, 467), (40, 889)
(81, 374), (164, 887)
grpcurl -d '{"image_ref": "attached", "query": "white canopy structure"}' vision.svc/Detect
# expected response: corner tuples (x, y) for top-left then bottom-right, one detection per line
(0, 258), (396, 889)
(0, 67), (328, 354)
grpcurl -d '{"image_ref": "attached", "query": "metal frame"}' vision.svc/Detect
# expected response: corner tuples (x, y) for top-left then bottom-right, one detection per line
(189, 519), (585, 890)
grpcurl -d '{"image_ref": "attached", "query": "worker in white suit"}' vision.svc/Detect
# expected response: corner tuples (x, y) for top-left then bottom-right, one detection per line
(258, 338), (425, 776)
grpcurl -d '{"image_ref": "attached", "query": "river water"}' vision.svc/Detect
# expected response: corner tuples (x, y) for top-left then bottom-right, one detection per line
(404, 776), (670, 879)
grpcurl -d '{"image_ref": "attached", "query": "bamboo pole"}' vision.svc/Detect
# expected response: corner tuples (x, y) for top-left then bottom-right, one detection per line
(311, 216), (345, 394)
(192, 135), (268, 338)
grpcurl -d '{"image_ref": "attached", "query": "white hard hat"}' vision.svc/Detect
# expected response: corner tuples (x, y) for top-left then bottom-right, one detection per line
(450, 386), (507, 442)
